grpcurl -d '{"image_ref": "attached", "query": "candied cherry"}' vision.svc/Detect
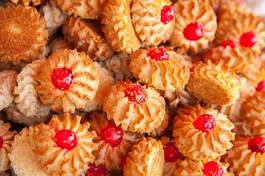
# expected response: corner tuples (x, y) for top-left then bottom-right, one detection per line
(125, 84), (147, 104)
(160, 5), (174, 24)
(0, 136), (3, 149)
(256, 80), (265, 92)
(51, 67), (73, 90)
(239, 31), (257, 48)
(148, 47), (169, 61)
(221, 40), (236, 49)
(183, 22), (203, 41)
(86, 164), (106, 176)
(248, 137), (265, 153)
(193, 114), (216, 133)
(164, 142), (181, 162)
(55, 129), (77, 150)
(100, 124), (123, 147)
(203, 161), (224, 176)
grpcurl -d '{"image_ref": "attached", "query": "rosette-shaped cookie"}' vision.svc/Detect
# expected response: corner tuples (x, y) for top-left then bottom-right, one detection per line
(130, 47), (190, 91)
(240, 84), (265, 135)
(203, 0), (219, 9)
(0, 5), (48, 63)
(0, 70), (17, 111)
(131, 0), (174, 46)
(226, 136), (265, 176)
(30, 113), (99, 176)
(49, 38), (71, 53)
(187, 61), (239, 105)
(10, 0), (41, 6)
(40, 1), (67, 37)
(101, 0), (140, 53)
(169, 0), (217, 53)
(216, 5), (265, 55)
(103, 81), (166, 133)
(105, 53), (133, 81)
(53, 0), (104, 19)
(0, 122), (17, 172)
(35, 49), (99, 113)
(91, 112), (139, 171)
(85, 63), (114, 112)
(9, 128), (47, 176)
(63, 17), (113, 61)
(173, 159), (233, 176)
(123, 137), (164, 176)
(14, 59), (50, 120)
(173, 105), (235, 161)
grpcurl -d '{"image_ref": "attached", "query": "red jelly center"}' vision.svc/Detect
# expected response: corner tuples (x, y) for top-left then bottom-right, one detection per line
(160, 5), (174, 24)
(100, 124), (123, 147)
(164, 142), (181, 162)
(248, 137), (265, 153)
(120, 155), (127, 168)
(55, 129), (77, 150)
(0, 136), (3, 149)
(256, 80), (265, 92)
(193, 114), (216, 133)
(203, 161), (224, 176)
(221, 40), (236, 49)
(239, 31), (257, 48)
(86, 164), (106, 176)
(125, 84), (147, 104)
(51, 67), (73, 90)
(183, 22), (203, 41)
(148, 47), (169, 61)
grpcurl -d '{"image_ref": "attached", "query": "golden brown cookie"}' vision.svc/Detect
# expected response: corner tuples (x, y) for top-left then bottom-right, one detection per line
(123, 137), (164, 176)
(10, 0), (41, 6)
(226, 136), (265, 176)
(173, 105), (235, 161)
(131, 0), (174, 46)
(130, 47), (190, 91)
(35, 49), (99, 113)
(101, 0), (141, 53)
(103, 81), (166, 133)
(0, 122), (17, 172)
(63, 17), (113, 61)
(170, 0), (217, 53)
(187, 61), (239, 105)
(0, 5), (48, 63)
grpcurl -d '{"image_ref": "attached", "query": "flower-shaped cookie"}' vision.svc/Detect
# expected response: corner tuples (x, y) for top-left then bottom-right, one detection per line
(10, 0), (41, 6)
(173, 105), (235, 161)
(0, 5), (48, 63)
(130, 47), (190, 91)
(30, 113), (99, 176)
(187, 61), (239, 105)
(226, 136), (265, 176)
(103, 81), (166, 133)
(0, 122), (17, 172)
(35, 49), (99, 113)
(91, 112), (139, 171)
(63, 17), (113, 61)
(123, 137), (164, 176)
(170, 0), (217, 53)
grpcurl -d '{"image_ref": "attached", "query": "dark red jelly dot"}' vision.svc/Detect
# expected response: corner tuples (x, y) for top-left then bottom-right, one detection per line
(125, 84), (147, 104)
(0, 136), (3, 149)
(248, 137), (265, 153)
(164, 142), (181, 162)
(147, 47), (169, 61)
(203, 161), (224, 176)
(239, 31), (257, 48)
(193, 114), (216, 133)
(120, 155), (127, 168)
(55, 129), (77, 150)
(100, 124), (123, 147)
(183, 22), (203, 41)
(51, 67), (73, 90)
(86, 164), (106, 176)
(221, 40), (236, 49)
(160, 5), (174, 24)
(256, 80), (265, 92)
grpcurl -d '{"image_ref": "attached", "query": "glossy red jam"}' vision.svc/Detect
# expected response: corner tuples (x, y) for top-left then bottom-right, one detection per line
(0, 136), (3, 149)
(183, 22), (203, 41)
(55, 129), (77, 150)
(148, 47), (169, 61)
(239, 31), (257, 48)
(221, 39), (236, 49)
(203, 161), (224, 176)
(125, 84), (147, 104)
(256, 80), (265, 92)
(51, 67), (73, 90)
(86, 164), (106, 176)
(100, 124), (123, 147)
(164, 142), (181, 162)
(160, 5), (174, 24)
(193, 114), (216, 133)
(248, 137), (265, 153)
